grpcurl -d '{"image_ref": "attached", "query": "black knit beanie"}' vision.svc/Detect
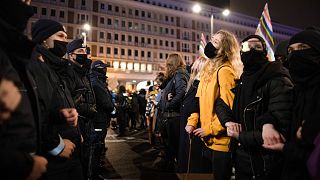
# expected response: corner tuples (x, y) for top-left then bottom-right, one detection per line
(242, 34), (267, 56)
(275, 40), (289, 58)
(289, 27), (320, 53)
(32, 19), (65, 44)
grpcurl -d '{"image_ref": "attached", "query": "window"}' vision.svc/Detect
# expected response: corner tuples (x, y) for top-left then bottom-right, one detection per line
(114, 19), (119, 27)
(135, 50), (138, 56)
(171, 41), (174, 47)
(171, 29), (174, 35)
(160, 53), (163, 59)
(50, 9), (56, 16)
(135, 10), (139, 16)
(107, 18), (112, 25)
(147, 38), (151, 44)
(171, 17), (174, 22)
(107, 47), (111, 54)
(32, 6), (38, 14)
(128, 35), (132, 42)
(141, 11), (145, 17)
(100, 17), (104, 24)
(115, 6), (119, 12)
(147, 51), (151, 58)
(147, 12), (151, 18)
(40, 8), (45, 16)
(107, 33), (111, 40)
(115, 34), (118, 41)
(114, 48), (118, 55)
(121, 20), (126, 28)
(128, 22), (133, 29)
(153, 26), (157, 32)
(165, 16), (168, 21)
(99, 32), (104, 39)
(108, 4), (112, 11)
(100, 3), (105, 9)
(122, 8), (126, 14)
(148, 25), (151, 32)
(134, 23), (138, 30)
(81, 0), (86, 6)
(165, 28), (168, 34)
(160, 40), (163, 46)
(165, 41), (168, 46)
(99, 46), (104, 53)
(153, 39), (157, 45)
(60, 0), (65, 2)
(128, 49), (132, 56)
(135, 36), (138, 43)
(141, 51), (145, 57)
(121, 35), (125, 41)
(141, 24), (145, 31)
(59, 11), (64, 18)
(129, 9), (133, 15)
(121, 49), (125, 55)
(141, 37), (145, 44)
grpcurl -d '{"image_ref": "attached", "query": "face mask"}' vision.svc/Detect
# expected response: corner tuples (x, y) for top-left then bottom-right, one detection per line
(75, 54), (88, 65)
(49, 40), (68, 57)
(204, 42), (217, 59)
(95, 67), (106, 75)
(241, 48), (268, 72)
(288, 48), (320, 83)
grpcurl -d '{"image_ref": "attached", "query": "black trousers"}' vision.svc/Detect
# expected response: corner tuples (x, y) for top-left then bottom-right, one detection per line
(164, 116), (180, 162)
(203, 147), (232, 180)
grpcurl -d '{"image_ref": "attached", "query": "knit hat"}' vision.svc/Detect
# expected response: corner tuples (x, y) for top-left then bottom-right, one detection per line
(242, 34), (267, 56)
(289, 27), (320, 53)
(32, 19), (65, 44)
(67, 38), (85, 54)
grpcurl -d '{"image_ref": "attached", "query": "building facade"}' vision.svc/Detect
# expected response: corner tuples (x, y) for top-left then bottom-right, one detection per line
(28, 0), (299, 88)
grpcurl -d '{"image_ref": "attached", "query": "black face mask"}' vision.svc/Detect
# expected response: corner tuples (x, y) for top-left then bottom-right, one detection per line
(75, 54), (88, 65)
(49, 40), (68, 58)
(204, 42), (217, 59)
(0, 1), (34, 32)
(95, 67), (106, 75)
(241, 48), (268, 73)
(288, 48), (320, 84)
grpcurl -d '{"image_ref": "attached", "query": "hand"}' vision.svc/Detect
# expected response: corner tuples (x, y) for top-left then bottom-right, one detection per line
(0, 79), (22, 122)
(262, 124), (281, 145)
(227, 127), (240, 139)
(27, 155), (48, 180)
(59, 139), (75, 158)
(60, 108), (78, 127)
(263, 134), (286, 151)
(193, 128), (207, 138)
(167, 93), (173, 101)
(225, 122), (242, 134)
(185, 125), (195, 134)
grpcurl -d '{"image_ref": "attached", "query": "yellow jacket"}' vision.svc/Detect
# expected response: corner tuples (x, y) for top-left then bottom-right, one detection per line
(187, 62), (236, 152)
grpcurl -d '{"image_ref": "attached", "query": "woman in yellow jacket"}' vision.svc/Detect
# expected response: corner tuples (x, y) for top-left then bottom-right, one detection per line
(185, 29), (242, 180)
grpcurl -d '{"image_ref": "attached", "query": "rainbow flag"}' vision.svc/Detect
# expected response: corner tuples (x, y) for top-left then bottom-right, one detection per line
(255, 3), (275, 61)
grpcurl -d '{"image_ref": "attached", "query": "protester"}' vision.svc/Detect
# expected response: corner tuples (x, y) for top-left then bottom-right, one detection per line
(185, 30), (242, 180)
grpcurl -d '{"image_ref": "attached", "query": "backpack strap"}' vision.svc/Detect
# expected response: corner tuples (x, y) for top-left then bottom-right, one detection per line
(216, 65), (228, 88)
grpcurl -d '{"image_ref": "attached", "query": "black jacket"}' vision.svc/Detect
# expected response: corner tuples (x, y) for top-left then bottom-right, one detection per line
(90, 70), (114, 123)
(32, 46), (81, 148)
(216, 62), (294, 177)
(0, 18), (40, 179)
(161, 69), (189, 114)
(180, 80), (200, 121)
(70, 62), (97, 120)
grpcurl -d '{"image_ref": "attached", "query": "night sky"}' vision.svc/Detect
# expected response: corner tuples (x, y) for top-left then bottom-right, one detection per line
(200, 0), (320, 30)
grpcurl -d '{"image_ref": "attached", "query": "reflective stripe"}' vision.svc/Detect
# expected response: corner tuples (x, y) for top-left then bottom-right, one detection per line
(95, 129), (103, 132)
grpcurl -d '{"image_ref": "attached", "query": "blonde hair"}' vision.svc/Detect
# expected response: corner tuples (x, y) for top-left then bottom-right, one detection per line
(186, 57), (207, 92)
(200, 30), (243, 82)
(165, 53), (186, 78)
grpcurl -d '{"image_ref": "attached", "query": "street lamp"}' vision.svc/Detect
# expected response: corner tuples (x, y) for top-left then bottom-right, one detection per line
(192, 4), (230, 35)
(82, 23), (91, 46)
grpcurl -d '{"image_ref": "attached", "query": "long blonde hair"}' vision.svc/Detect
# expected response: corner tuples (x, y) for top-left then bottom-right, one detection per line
(186, 57), (207, 92)
(200, 30), (243, 82)
(165, 53), (186, 78)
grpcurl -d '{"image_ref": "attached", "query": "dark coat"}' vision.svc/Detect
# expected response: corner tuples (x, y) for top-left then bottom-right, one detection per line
(216, 62), (294, 178)
(90, 70), (114, 124)
(161, 69), (189, 114)
(0, 18), (40, 179)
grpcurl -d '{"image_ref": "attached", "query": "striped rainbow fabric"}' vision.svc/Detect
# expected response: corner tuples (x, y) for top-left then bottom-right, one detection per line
(255, 3), (275, 61)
